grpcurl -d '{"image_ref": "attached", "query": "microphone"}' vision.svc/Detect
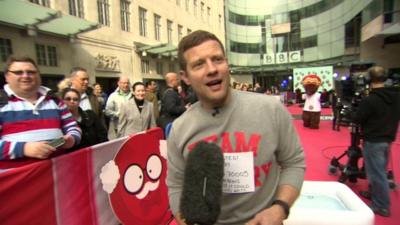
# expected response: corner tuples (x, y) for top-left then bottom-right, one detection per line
(180, 141), (224, 225)
(211, 107), (219, 117)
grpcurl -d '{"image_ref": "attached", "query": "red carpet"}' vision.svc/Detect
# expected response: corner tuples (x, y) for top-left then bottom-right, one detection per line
(288, 104), (400, 225)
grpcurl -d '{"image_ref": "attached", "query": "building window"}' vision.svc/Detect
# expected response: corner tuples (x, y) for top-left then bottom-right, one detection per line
(156, 61), (163, 75)
(193, 0), (197, 16)
(302, 35), (318, 49)
(35, 44), (58, 67)
(29, 0), (50, 7)
(169, 63), (175, 72)
(228, 11), (268, 26)
(69, 0), (84, 18)
(201, 2), (205, 20)
(120, 0), (130, 31)
(0, 38), (12, 62)
(154, 14), (161, 41)
(185, 0), (190, 12)
(384, 34), (400, 45)
(178, 25), (183, 41)
(35, 44), (47, 66)
(187, 28), (192, 34)
(383, 0), (394, 23)
(273, 35), (289, 53)
(98, 0), (110, 26)
(47, 46), (58, 66)
(139, 7), (147, 37)
(219, 14), (222, 28)
(289, 33), (301, 51)
(345, 14), (361, 48)
(167, 20), (173, 44)
(176, 0), (181, 7)
(229, 41), (261, 54)
(141, 59), (150, 73)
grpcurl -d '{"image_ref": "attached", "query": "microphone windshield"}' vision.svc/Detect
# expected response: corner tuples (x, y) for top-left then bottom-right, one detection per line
(180, 141), (224, 225)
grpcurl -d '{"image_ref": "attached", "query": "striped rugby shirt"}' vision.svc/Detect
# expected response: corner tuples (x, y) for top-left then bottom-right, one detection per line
(0, 85), (82, 160)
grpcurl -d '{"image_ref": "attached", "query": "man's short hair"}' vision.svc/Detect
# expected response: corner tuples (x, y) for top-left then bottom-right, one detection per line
(177, 30), (225, 71)
(368, 66), (387, 83)
(70, 67), (87, 77)
(4, 55), (39, 74)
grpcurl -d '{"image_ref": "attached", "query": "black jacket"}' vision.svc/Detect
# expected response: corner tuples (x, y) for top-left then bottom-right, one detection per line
(157, 87), (186, 129)
(354, 87), (400, 142)
(69, 108), (108, 152)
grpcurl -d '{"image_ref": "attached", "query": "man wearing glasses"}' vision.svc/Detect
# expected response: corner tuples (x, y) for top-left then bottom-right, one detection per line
(0, 56), (81, 162)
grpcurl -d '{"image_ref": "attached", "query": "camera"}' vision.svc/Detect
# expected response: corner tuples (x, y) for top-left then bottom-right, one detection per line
(329, 73), (369, 183)
(329, 72), (397, 186)
(333, 73), (368, 128)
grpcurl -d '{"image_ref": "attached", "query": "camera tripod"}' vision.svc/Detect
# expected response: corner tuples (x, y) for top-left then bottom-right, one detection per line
(328, 123), (397, 189)
(328, 123), (364, 183)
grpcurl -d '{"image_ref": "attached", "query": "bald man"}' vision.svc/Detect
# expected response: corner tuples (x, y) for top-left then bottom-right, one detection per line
(105, 76), (133, 139)
(158, 72), (190, 130)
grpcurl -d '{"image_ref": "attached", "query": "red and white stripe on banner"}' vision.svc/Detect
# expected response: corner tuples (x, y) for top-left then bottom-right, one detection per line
(0, 128), (175, 225)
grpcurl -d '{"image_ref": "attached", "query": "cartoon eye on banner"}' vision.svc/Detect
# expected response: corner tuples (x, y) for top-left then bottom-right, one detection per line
(100, 128), (172, 225)
(293, 66), (333, 92)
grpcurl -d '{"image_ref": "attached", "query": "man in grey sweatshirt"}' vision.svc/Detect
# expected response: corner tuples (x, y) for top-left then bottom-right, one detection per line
(166, 30), (306, 225)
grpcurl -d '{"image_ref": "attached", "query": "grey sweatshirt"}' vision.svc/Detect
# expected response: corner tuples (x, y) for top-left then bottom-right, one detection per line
(167, 90), (306, 225)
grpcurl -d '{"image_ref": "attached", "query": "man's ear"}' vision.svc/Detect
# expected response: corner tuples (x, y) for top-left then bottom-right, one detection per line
(180, 70), (191, 85)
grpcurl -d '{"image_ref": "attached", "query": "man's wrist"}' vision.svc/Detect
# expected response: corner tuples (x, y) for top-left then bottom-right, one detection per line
(272, 199), (290, 219)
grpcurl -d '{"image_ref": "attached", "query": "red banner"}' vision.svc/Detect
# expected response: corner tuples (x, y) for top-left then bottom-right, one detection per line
(0, 128), (174, 225)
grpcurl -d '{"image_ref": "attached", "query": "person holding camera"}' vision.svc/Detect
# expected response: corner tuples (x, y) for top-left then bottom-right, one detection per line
(354, 66), (400, 217)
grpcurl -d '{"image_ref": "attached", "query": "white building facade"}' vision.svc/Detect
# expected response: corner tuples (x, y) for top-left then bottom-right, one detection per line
(225, 0), (400, 89)
(0, 0), (225, 93)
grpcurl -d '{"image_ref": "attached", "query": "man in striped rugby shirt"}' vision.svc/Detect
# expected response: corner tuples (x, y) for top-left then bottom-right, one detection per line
(0, 56), (81, 161)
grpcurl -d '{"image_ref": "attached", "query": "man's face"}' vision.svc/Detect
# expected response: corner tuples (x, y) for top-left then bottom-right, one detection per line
(5, 62), (41, 96)
(181, 40), (230, 109)
(71, 70), (89, 93)
(118, 78), (130, 93)
(168, 74), (180, 88)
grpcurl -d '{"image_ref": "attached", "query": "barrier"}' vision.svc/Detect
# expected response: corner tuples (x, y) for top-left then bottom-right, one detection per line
(0, 128), (173, 225)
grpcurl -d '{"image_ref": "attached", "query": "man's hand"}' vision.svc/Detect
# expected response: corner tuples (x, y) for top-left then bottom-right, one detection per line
(246, 205), (286, 225)
(24, 142), (56, 159)
(61, 135), (75, 149)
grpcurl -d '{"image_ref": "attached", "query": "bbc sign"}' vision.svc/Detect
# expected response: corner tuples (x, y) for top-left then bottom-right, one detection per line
(263, 51), (301, 64)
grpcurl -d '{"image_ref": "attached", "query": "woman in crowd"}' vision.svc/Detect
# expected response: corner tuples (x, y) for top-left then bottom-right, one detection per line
(117, 82), (156, 137)
(61, 88), (108, 151)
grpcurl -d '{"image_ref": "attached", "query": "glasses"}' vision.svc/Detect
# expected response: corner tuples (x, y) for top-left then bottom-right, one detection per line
(8, 70), (38, 76)
(64, 97), (80, 102)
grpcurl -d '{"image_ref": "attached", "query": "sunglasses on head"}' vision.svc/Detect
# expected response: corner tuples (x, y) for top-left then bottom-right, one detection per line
(8, 70), (38, 76)
(64, 97), (80, 102)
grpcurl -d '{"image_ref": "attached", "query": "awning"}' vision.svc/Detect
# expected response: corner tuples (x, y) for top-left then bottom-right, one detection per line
(134, 42), (177, 58)
(0, 0), (99, 37)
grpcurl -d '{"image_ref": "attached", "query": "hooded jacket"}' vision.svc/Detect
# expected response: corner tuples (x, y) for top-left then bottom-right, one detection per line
(354, 87), (400, 142)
